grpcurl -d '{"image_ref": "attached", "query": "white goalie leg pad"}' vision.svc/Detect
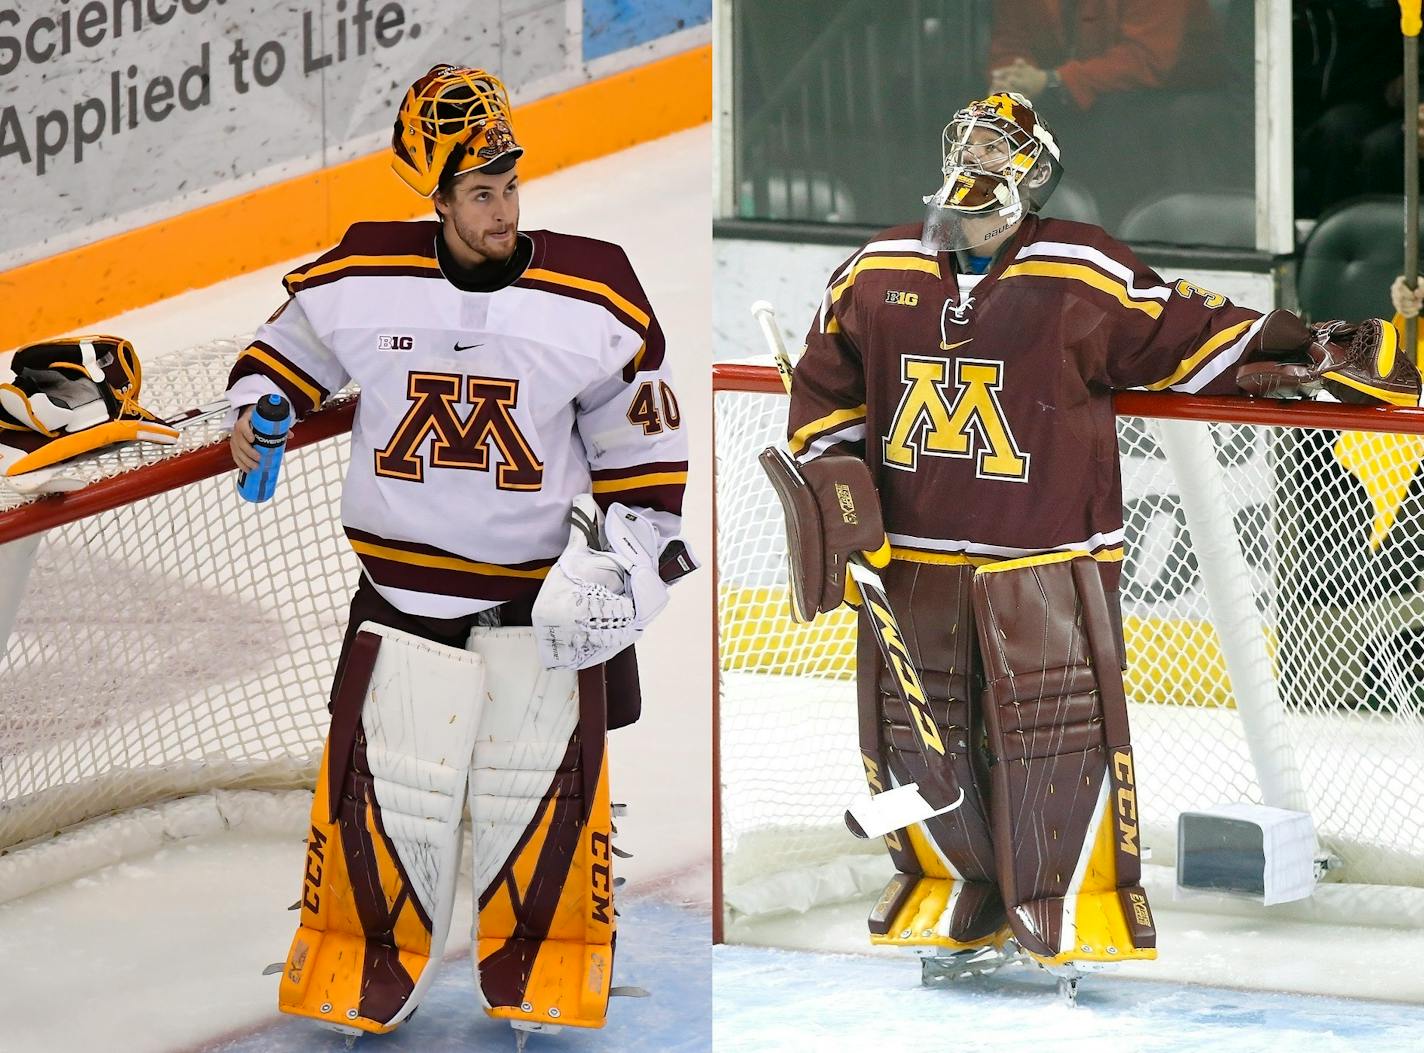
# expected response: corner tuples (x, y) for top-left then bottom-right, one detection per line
(278, 623), (485, 1032)
(360, 624), (487, 945)
(464, 627), (613, 1028)
(465, 624), (579, 925)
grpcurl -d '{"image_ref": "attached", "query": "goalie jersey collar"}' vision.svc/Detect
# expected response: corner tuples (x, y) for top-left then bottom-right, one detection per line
(434, 231), (535, 293)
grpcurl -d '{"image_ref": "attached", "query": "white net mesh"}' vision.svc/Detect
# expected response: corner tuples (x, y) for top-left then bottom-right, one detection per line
(0, 339), (356, 855)
(716, 365), (1424, 923)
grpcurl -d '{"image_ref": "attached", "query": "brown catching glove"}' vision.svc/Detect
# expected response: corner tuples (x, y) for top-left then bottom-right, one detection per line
(1236, 310), (1421, 407)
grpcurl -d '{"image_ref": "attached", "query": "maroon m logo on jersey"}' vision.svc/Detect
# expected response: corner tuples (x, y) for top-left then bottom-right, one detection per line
(375, 372), (544, 490)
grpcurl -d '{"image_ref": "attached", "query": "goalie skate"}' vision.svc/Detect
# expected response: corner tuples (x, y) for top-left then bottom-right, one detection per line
(917, 940), (1025, 987)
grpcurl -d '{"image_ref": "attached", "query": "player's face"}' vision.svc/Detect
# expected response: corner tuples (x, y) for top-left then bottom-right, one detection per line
(438, 165), (521, 265)
(959, 126), (1014, 174)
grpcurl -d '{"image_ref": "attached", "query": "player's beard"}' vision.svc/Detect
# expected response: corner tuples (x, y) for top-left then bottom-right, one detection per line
(450, 210), (520, 265)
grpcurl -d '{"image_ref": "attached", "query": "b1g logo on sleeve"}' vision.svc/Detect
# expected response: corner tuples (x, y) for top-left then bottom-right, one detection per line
(883, 355), (1030, 482)
(375, 372), (544, 489)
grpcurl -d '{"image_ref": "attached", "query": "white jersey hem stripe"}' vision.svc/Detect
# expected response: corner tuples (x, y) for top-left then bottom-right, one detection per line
(886, 530), (1126, 558)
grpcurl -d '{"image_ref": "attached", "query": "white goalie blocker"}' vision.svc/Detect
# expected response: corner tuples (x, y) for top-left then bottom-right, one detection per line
(533, 494), (672, 670)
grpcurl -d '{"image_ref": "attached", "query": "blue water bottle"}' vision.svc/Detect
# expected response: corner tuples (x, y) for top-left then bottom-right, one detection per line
(237, 393), (293, 503)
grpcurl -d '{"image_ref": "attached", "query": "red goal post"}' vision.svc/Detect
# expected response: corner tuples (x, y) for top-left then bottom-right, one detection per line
(713, 360), (1424, 942)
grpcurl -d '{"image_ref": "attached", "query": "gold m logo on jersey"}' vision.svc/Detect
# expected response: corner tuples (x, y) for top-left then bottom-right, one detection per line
(883, 355), (1030, 481)
(375, 371), (544, 489)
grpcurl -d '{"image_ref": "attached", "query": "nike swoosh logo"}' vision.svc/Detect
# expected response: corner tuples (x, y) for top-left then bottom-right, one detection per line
(453, 342), (483, 352)
(940, 339), (972, 351)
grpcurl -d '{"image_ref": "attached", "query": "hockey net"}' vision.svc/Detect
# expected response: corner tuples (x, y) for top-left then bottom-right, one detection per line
(715, 360), (1424, 935)
(0, 338), (356, 900)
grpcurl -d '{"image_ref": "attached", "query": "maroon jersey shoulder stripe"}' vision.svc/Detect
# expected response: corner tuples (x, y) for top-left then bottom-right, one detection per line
(283, 221), (441, 293)
(227, 339), (330, 417)
(521, 230), (666, 379)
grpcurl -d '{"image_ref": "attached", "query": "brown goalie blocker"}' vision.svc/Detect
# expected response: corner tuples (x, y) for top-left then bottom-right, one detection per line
(760, 446), (965, 829)
(757, 449), (890, 621)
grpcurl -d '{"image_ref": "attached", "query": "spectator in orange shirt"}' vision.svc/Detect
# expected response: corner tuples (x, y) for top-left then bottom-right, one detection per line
(986, 0), (1246, 232)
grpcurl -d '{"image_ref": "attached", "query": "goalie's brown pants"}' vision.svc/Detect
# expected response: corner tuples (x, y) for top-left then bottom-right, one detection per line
(328, 575), (643, 729)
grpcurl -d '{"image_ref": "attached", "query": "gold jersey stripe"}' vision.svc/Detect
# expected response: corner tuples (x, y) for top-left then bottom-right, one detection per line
(893, 546), (1123, 569)
(287, 253), (442, 286)
(975, 546), (1124, 576)
(349, 539), (552, 579)
(830, 255), (941, 305)
(890, 547), (999, 567)
(237, 345), (324, 407)
(523, 268), (651, 330)
(590, 470), (688, 493)
(1146, 319), (1254, 391)
(999, 261), (1164, 318)
(787, 404), (868, 456)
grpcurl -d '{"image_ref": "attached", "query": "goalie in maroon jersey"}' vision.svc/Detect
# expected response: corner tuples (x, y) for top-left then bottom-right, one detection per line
(778, 91), (1420, 989)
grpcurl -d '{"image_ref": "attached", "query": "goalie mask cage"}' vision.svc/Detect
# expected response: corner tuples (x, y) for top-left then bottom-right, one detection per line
(713, 360), (1424, 943)
(0, 339), (356, 901)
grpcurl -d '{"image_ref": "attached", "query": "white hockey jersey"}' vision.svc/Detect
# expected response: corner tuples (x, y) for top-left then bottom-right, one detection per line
(226, 220), (687, 618)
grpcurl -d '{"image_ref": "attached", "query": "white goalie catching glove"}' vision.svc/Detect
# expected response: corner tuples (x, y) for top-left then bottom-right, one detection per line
(532, 494), (671, 670)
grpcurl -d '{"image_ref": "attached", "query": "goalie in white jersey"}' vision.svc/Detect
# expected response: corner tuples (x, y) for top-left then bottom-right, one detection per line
(225, 65), (693, 1042)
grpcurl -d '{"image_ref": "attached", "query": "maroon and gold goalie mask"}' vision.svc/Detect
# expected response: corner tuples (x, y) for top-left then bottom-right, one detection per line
(921, 91), (1062, 253)
(391, 65), (524, 197)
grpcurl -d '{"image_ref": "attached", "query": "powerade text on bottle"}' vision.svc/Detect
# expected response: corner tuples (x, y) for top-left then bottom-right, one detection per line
(237, 394), (293, 503)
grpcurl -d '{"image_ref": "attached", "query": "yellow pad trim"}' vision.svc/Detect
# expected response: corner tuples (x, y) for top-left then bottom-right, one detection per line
(1025, 779), (1156, 967)
(1323, 369), (1421, 407)
(477, 748), (615, 1029)
(974, 548), (1083, 576)
(869, 876), (1006, 951)
(3, 419), (178, 476)
(278, 749), (434, 1034)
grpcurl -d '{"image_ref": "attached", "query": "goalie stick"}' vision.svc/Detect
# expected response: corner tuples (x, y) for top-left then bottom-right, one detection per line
(750, 300), (964, 840)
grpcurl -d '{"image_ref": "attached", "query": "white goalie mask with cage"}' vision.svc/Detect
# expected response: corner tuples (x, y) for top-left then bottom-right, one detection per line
(922, 92), (1062, 253)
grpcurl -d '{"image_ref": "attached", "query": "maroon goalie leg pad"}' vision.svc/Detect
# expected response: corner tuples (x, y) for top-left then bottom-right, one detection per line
(859, 560), (1005, 949)
(972, 554), (1156, 965)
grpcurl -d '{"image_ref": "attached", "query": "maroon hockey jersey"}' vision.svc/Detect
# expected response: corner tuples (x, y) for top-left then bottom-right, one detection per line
(787, 215), (1266, 588)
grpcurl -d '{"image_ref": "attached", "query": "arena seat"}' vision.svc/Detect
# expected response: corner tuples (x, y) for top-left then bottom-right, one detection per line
(1296, 195), (1409, 322)
(1118, 190), (1256, 249)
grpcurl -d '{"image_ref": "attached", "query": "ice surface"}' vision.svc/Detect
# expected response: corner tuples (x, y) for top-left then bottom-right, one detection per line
(714, 944), (1424, 1053)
